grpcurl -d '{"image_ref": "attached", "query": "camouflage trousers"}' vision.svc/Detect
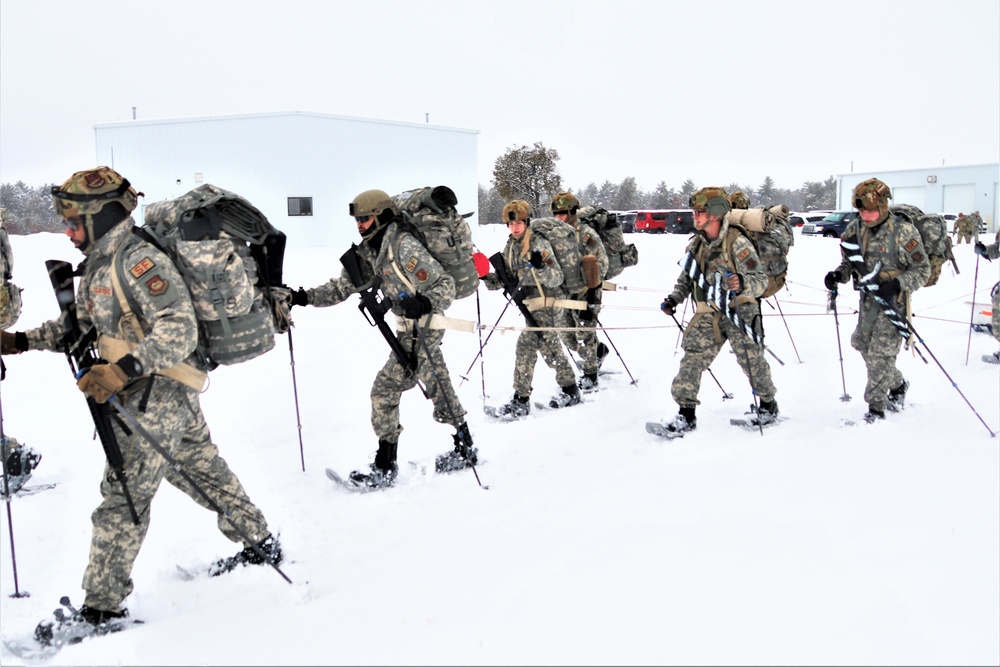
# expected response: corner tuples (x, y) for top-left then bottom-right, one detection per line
(513, 307), (575, 396)
(83, 377), (270, 611)
(956, 232), (974, 244)
(671, 307), (776, 408)
(371, 325), (466, 442)
(992, 282), (1000, 344)
(851, 302), (905, 409)
(560, 305), (601, 375)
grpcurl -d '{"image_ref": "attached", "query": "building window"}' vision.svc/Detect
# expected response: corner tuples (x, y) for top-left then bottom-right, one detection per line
(287, 197), (313, 216)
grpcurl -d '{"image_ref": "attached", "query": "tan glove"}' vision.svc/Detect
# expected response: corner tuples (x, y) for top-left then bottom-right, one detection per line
(77, 363), (129, 404)
(581, 254), (602, 289)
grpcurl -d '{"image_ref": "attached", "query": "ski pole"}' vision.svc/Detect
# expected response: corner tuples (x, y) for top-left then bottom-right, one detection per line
(907, 321), (997, 438)
(286, 326), (306, 472)
(105, 395), (294, 582)
(668, 312), (733, 401)
(594, 316), (638, 386)
(769, 295), (803, 364)
(458, 297), (511, 387)
(410, 318), (489, 490)
(1, 384), (29, 598)
(673, 297), (690, 356)
(828, 288), (851, 402)
(474, 287), (486, 399)
(965, 252), (980, 366)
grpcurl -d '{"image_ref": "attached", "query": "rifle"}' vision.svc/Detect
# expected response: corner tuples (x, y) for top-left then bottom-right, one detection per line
(340, 245), (424, 392)
(45, 259), (140, 525)
(488, 252), (543, 332)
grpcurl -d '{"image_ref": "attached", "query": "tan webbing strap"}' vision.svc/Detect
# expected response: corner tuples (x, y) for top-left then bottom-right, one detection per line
(522, 296), (588, 311)
(396, 313), (475, 333)
(386, 241), (418, 297)
(109, 243), (208, 392)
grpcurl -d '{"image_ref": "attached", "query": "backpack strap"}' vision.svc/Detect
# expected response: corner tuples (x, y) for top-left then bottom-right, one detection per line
(386, 235), (418, 296)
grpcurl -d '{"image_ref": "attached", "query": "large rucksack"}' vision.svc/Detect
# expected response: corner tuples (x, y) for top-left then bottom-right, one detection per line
(889, 204), (956, 287)
(526, 216), (587, 294)
(0, 226), (21, 329)
(725, 204), (794, 299)
(578, 206), (639, 280)
(391, 186), (478, 300)
(113, 184), (289, 370)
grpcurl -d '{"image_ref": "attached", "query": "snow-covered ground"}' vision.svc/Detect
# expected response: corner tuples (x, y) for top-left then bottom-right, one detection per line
(1, 225), (998, 666)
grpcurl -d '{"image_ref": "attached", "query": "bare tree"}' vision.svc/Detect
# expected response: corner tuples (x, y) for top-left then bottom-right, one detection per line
(491, 142), (562, 215)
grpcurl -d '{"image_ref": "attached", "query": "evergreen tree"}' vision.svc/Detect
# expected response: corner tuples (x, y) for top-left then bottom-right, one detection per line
(477, 184), (505, 225)
(648, 181), (675, 209)
(0, 181), (59, 234)
(757, 176), (777, 207)
(491, 142), (562, 216)
(612, 176), (642, 211)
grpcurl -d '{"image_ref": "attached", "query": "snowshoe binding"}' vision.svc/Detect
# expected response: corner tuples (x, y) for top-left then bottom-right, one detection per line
(547, 384), (582, 409)
(886, 379), (908, 412)
(484, 395), (530, 421)
(1, 438), (41, 496)
(436, 422), (478, 473)
(208, 534), (283, 577)
(32, 597), (138, 650)
(646, 408), (696, 439)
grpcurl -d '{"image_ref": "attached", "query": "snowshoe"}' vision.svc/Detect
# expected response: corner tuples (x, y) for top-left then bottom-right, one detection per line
(346, 463), (398, 490)
(32, 597), (138, 650)
(1, 439), (41, 496)
(647, 410), (696, 439)
(577, 373), (600, 393)
(548, 384), (582, 409)
(208, 534), (282, 577)
(730, 401), (781, 429)
(886, 379), (908, 412)
(435, 422), (478, 473)
(863, 407), (886, 424)
(983, 351), (1000, 365)
(484, 395), (530, 421)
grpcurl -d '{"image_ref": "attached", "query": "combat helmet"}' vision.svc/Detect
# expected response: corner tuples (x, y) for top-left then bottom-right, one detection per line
(502, 200), (531, 224)
(549, 192), (580, 216)
(729, 191), (750, 210)
(689, 186), (731, 219)
(349, 189), (398, 240)
(852, 178), (892, 226)
(51, 167), (141, 252)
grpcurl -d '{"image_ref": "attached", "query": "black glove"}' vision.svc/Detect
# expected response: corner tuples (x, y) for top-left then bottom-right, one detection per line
(824, 270), (842, 291)
(876, 278), (901, 301)
(399, 293), (433, 319)
(974, 242), (988, 257)
(528, 250), (544, 269)
(1, 331), (28, 355)
(289, 288), (309, 308)
(660, 296), (677, 316)
(578, 305), (595, 322)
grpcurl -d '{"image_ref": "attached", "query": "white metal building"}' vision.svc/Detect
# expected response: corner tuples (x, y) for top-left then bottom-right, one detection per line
(835, 163), (999, 233)
(93, 111), (479, 247)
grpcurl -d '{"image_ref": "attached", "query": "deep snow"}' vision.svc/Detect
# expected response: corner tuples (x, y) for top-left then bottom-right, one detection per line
(1, 224), (998, 666)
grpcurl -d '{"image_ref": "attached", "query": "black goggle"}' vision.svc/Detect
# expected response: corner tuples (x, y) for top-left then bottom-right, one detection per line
(61, 217), (82, 232)
(354, 215), (373, 224)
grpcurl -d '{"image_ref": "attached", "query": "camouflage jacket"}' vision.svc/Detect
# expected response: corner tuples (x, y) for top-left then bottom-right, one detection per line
(834, 215), (931, 297)
(984, 230), (1000, 260)
(23, 217), (203, 374)
(305, 222), (455, 317)
(482, 229), (566, 300)
(573, 220), (609, 291)
(668, 217), (769, 307)
(0, 227), (12, 281)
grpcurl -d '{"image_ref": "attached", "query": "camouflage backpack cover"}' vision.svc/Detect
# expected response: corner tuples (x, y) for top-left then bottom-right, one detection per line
(889, 204), (956, 287)
(391, 186), (478, 300)
(724, 204), (794, 299)
(524, 216), (588, 294)
(113, 184), (289, 369)
(0, 219), (22, 329)
(578, 206), (639, 280)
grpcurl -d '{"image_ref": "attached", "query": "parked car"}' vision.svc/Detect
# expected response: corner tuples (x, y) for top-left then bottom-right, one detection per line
(633, 210), (670, 233)
(665, 209), (695, 234)
(615, 211), (637, 233)
(789, 211), (832, 228)
(801, 211), (859, 238)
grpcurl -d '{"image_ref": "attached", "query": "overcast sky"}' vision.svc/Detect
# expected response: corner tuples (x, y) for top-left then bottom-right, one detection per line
(2, 0), (998, 193)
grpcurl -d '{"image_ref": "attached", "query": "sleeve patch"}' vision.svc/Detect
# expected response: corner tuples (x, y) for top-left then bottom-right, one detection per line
(130, 257), (156, 279)
(416, 268), (429, 283)
(904, 239), (918, 252)
(736, 248), (751, 262)
(911, 252), (924, 264)
(145, 275), (168, 296)
(91, 285), (112, 297)
(404, 256), (419, 273)
(745, 259), (757, 271)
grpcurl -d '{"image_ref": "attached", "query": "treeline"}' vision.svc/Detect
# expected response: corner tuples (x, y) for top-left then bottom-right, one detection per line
(479, 141), (837, 224)
(0, 182), (60, 234)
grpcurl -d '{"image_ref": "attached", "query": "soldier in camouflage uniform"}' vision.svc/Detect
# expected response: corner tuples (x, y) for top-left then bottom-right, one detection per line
(549, 192), (610, 393)
(974, 230), (1000, 360)
(288, 189), (475, 488)
(0, 207), (22, 330)
(729, 191), (751, 210)
(0, 167), (280, 631)
(954, 212), (977, 244)
(482, 200), (578, 417)
(656, 187), (779, 435)
(824, 178), (930, 422)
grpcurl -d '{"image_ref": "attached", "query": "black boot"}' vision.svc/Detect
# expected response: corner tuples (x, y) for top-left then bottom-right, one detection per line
(497, 394), (530, 419)
(661, 406), (697, 435)
(886, 379), (908, 412)
(549, 383), (582, 408)
(1, 440), (41, 496)
(349, 439), (399, 490)
(34, 600), (131, 647)
(757, 399), (779, 425)
(208, 533), (283, 577)
(436, 422), (478, 473)
(863, 406), (886, 423)
(578, 372), (599, 393)
(597, 342), (609, 367)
